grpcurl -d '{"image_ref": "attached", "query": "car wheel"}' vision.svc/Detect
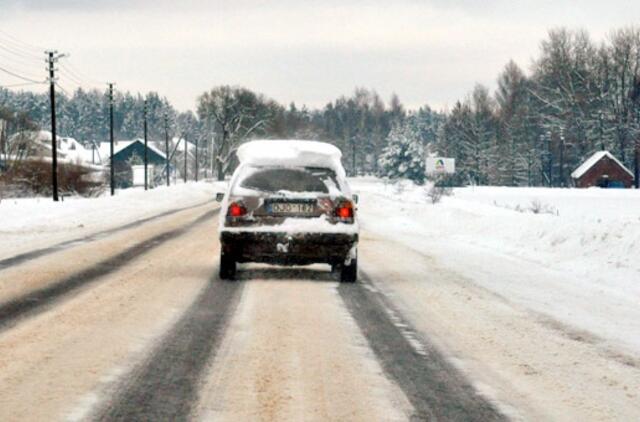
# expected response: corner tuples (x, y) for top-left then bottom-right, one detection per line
(340, 258), (357, 283)
(219, 253), (236, 280)
(330, 261), (339, 273)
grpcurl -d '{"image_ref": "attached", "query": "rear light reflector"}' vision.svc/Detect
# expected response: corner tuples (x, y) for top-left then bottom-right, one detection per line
(228, 202), (247, 217)
(335, 200), (354, 220)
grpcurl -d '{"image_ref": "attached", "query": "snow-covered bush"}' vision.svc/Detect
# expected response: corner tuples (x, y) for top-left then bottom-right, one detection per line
(426, 185), (448, 204)
(528, 199), (559, 216)
(493, 199), (559, 216)
(0, 160), (105, 198)
(426, 175), (453, 204)
(378, 123), (425, 184)
(393, 181), (406, 195)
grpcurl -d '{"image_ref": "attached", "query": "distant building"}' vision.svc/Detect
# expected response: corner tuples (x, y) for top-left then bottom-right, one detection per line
(95, 139), (168, 187)
(6, 130), (95, 165)
(5, 133), (172, 188)
(1, 131), (105, 194)
(95, 139), (166, 166)
(571, 151), (634, 188)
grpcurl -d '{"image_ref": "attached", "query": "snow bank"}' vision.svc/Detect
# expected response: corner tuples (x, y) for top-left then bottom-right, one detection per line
(0, 182), (216, 260)
(352, 177), (640, 354)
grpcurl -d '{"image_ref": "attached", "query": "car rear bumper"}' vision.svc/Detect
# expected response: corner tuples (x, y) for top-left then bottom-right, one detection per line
(220, 230), (358, 265)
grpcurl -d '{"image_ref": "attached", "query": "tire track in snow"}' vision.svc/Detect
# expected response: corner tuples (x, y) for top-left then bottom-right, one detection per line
(0, 208), (218, 332)
(93, 276), (243, 421)
(338, 273), (506, 421)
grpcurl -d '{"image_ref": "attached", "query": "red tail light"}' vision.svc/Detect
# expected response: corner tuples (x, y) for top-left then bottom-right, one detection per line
(228, 202), (247, 217)
(335, 200), (354, 220)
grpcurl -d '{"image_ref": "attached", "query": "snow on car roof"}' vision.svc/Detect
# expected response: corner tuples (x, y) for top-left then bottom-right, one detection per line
(237, 140), (344, 175)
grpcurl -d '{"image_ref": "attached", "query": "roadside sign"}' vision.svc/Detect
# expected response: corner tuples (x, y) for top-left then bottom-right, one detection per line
(426, 157), (455, 175)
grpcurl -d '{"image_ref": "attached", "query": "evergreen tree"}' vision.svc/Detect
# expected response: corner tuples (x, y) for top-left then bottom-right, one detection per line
(378, 121), (425, 183)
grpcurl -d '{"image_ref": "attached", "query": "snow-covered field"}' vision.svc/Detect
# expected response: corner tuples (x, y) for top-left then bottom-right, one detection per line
(0, 182), (220, 260)
(351, 177), (640, 355)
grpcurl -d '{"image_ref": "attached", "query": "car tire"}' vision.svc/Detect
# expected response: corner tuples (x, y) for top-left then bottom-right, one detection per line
(219, 253), (236, 280)
(340, 258), (357, 283)
(330, 261), (339, 273)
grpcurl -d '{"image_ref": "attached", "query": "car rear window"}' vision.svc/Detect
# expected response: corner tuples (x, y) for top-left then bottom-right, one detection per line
(238, 167), (338, 194)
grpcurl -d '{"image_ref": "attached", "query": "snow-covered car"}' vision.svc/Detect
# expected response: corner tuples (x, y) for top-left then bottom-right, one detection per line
(216, 140), (359, 282)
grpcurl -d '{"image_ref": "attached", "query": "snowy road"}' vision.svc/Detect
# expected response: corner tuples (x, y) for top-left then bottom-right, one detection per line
(0, 187), (639, 421)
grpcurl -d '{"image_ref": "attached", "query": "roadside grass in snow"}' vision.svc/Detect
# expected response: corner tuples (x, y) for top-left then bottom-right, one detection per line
(493, 199), (559, 216)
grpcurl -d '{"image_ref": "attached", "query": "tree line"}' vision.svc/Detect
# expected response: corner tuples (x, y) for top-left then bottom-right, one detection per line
(404, 27), (640, 186)
(2, 26), (639, 186)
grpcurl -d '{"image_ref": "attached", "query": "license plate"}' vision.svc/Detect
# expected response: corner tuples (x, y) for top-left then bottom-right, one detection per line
(269, 202), (315, 214)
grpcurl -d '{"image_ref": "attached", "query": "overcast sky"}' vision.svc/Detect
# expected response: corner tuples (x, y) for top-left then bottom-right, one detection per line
(1, 0), (639, 112)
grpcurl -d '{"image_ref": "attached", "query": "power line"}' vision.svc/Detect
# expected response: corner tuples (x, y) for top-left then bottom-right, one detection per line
(58, 64), (104, 91)
(55, 57), (108, 92)
(0, 29), (44, 53)
(0, 39), (42, 62)
(0, 42), (45, 81)
(55, 81), (72, 97)
(0, 45), (43, 72)
(0, 81), (46, 88)
(0, 31), (99, 93)
(57, 68), (102, 93)
(0, 54), (43, 80)
(58, 64), (87, 85)
(0, 43), (43, 74)
(0, 30), (112, 94)
(0, 64), (45, 84)
(60, 60), (105, 87)
(57, 67), (86, 88)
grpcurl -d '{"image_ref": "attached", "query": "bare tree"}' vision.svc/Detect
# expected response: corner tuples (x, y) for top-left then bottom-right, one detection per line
(605, 28), (640, 164)
(197, 86), (276, 180)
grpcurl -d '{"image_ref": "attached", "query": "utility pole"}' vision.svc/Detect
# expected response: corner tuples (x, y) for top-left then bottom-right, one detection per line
(204, 119), (211, 179)
(559, 129), (565, 188)
(203, 145), (208, 179)
(632, 79), (640, 189)
(210, 132), (215, 180)
(184, 135), (188, 184)
(351, 137), (356, 176)
(108, 83), (115, 196)
(0, 118), (6, 163)
(204, 137), (208, 179)
(546, 131), (552, 187)
(46, 50), (65, 202)
(195, 137), (199, 182)
(635, 138), (639, 189)
(143, 99), (148, 191)
(164, 113), (170, 187)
